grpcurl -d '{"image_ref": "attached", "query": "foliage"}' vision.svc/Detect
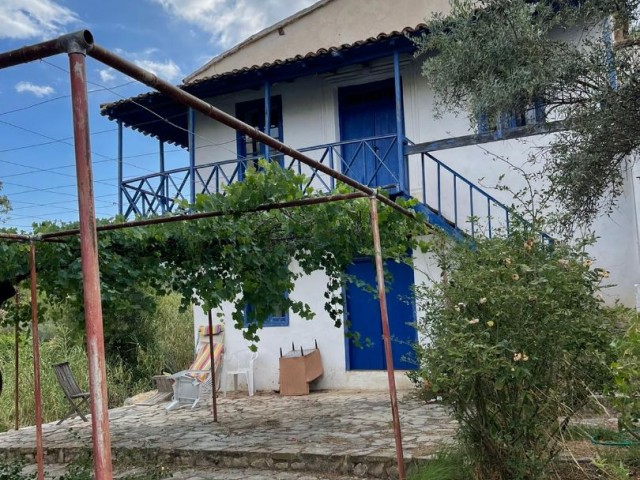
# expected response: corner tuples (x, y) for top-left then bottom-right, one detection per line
(414, 0), (640, 228)
(608, 306), (640, 437)
(0, 161), (426, 345)
(411, 227), (614, 480)
(0, 458), (30, 480)
(55, 456), (92, 480)
(0, 181), (8, 221)
(408, 446), (472, 480)
(0, 293), (192, 433)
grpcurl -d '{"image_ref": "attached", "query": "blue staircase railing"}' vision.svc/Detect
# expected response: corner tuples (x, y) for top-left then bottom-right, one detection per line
(405, 148), (552, 243)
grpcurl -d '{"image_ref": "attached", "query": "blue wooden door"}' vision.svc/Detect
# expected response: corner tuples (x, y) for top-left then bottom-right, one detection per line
(345, 259), (417, 370)
(339, 79), (399, 189)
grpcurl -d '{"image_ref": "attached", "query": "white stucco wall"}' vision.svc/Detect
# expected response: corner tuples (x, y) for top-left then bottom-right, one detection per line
(193, 251), (440, 393)
(191, 43), (640, 391)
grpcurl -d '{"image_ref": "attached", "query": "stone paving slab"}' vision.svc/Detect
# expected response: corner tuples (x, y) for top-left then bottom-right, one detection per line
(0, 391), (457, 479)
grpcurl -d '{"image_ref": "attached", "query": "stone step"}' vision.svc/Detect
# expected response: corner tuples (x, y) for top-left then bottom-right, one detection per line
(2, 445), (421, 479)
(18, 463), (363, 480)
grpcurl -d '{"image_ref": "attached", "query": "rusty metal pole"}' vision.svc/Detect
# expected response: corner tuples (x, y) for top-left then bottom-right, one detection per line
(207, 310), (218, 422)
(368, 196), (406, 480)
(14, 291), (20, 431)
(29, 244), (44, 480)
(68, 49), (113, 480)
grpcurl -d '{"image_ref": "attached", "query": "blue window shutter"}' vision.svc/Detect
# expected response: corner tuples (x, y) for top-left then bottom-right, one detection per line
(477, 112), (491, 134)
(244, 295), (290, 328)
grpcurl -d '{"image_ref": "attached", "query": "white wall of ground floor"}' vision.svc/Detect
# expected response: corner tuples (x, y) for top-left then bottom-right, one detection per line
(193, 248), (441, 393)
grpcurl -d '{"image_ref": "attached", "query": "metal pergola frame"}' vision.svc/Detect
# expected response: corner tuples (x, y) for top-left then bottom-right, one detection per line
(0, 30), (425, 480)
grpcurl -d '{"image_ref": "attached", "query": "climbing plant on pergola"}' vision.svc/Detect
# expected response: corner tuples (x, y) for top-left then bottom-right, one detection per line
(0, 30), (432, 480)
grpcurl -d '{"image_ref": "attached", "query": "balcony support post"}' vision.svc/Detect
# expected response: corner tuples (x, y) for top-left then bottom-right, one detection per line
(117, 120), (123, 216)
(264, 80), (271, 161)
(393, 50), (406, 193)
(188, 107), (196, 205)
(159, 140), (166, 214)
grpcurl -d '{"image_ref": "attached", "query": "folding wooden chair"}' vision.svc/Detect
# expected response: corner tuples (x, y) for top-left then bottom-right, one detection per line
(52, 362), (90, 425)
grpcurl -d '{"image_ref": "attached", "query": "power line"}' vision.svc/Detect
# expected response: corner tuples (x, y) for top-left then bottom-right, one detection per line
(42, 59), (244, 160)
(0, 80), (136, 117)
(0, 157), (118, 189)
(4, 181), (117, 205)
(0, 118), (157, 174)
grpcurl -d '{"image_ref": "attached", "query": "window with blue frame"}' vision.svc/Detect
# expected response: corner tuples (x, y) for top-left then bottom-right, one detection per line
(244, 295), (289, 328)
(477, 100), (546, 134)
(235, 96), (283, 176)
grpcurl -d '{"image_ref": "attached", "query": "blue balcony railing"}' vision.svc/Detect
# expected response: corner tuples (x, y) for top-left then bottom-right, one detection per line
(121, 135), (400, 218)
(120, 133), (550, 243)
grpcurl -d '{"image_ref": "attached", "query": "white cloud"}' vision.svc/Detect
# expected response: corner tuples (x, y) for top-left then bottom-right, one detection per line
(98, 68), (117, 84)
(0, 0), (78, 40)
(151, 0), (317, 48)
(15, 81), (54, 97)
(109, 48), (184, 83)
(134, 59), (183, 82)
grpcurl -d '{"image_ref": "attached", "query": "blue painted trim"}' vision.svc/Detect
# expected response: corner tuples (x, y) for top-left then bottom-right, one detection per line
(187, 107), (196, 205)
(117, 120), (123, 216)
(393, 51), (406, 193)
(397, 193), (465, 241)
(159, 140), (166, 214)
(604, 17), (618, 90)
(453, 176), (458, 228)
(264, 81), (271, 161)
(470, 185), (475, 238)
(341, 285), (351, 371)
(244, 292), (290, 327)
(405, 121), (565, 155)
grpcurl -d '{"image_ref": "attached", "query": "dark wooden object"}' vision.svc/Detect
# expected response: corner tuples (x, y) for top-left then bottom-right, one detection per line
(52, 362), (90, 425)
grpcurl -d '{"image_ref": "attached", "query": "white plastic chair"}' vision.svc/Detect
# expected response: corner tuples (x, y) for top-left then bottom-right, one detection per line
(222, 350), (258, 396)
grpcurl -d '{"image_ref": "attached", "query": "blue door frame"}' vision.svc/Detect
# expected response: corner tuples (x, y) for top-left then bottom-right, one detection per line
(338, 79), (401, 191)
(344, 258), (417, 371)
(236, 96), (283, 177)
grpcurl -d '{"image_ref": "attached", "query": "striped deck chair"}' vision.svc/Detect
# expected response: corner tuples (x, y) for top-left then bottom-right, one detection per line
(166, 326), (224, 410)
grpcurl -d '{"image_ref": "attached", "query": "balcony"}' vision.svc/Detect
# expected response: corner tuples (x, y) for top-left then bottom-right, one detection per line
(119, 133), (537, 242)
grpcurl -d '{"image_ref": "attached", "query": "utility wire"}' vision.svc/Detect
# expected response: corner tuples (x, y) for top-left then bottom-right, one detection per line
(42, 59), (245, 161)
(0, 80), (136, 117)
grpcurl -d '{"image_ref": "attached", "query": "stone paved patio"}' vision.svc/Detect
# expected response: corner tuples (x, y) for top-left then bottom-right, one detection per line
(0, 391), (457, 479)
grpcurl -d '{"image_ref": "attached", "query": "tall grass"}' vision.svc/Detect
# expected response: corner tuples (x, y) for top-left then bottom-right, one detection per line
(0, 294), (193, 432)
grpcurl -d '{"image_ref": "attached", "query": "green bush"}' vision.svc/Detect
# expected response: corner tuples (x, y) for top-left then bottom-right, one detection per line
(0, 294), (193, 433)
(408, 447), (472, 480)
(608, 307), (640, 437)
(412, 230), (614, 480)
(0, 325), (89, 431)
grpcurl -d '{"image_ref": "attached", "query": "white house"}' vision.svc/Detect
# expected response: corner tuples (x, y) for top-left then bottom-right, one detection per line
(101, 0), (640, 392)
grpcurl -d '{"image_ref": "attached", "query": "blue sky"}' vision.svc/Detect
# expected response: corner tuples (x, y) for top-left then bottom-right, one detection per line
(0, 0), (315, 230)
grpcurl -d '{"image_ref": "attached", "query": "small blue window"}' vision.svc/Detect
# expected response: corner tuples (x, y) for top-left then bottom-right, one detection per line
(244, 296), (289, 328)
(478, 100), (545, 134)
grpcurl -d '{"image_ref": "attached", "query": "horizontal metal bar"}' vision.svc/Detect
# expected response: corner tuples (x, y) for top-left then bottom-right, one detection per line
(0, 233), (33, 242)
(405, 121), (565, 156)
(39, 192), (370, 240)
(0, 30), (94, 69)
